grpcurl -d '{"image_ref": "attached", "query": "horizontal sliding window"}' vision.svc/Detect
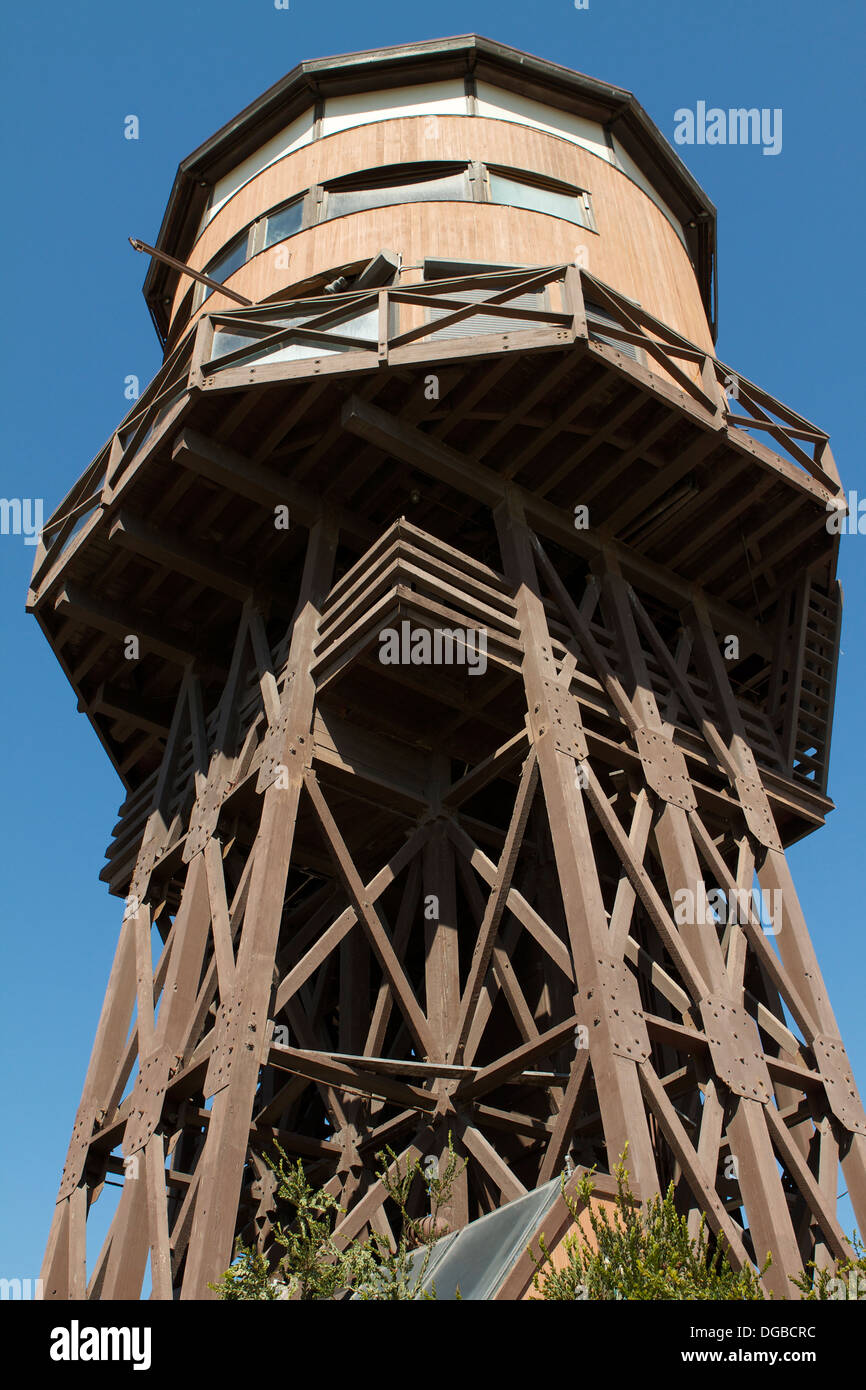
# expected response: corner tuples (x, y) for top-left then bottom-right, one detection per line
(262, 197), (305, 249)
(323, 162), (471, 220)
(423, 257), (529, 279)
(487, 169), (595, 230)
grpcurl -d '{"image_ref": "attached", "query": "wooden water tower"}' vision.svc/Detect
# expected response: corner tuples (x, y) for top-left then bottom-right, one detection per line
(34, 35), (864, 1300)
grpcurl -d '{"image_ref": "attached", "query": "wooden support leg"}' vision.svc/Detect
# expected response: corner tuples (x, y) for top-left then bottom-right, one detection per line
(180, 519), (337, 1298)
(495, 494), (659, 1200)
(423, 815), (469, 1227)
(101, 1174), (151, 1300)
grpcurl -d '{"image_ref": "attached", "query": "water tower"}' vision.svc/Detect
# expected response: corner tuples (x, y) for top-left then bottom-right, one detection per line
(33, 35), (864, 1300)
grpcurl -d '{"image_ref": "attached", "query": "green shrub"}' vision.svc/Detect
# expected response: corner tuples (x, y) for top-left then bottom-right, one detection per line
(210, 1134), (465, 1300)
(531, 1150), (768, 1301)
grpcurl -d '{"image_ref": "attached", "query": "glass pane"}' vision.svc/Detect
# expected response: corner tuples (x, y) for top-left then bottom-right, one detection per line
(204, 236), (247, 284)
(209, 307), (379, 367)
(325, 172), (467, 219)
(427, 286), (544, 341)
(263, 199), (304, 248)
(488, 172), (590, 228)
(585, 300), (639, 362)
(244, 306), (380, 363)
(211, 329), (259, 359)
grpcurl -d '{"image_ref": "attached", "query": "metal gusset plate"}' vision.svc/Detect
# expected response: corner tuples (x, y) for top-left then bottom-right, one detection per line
(634, 726), (697, 811)
(700, 994), (772, 1103)
(733, 774), (783, 852)
(204, 996), (267, 1099)
(539, 677), (589, 759)
(129, 838), (162, 902)
(812, 1035), (866, 1135)
(585, 956), (651, 1063)
(255, 692), (296, 793)
(57, 1116), (95, 1202)
(123, 1050), (174, 1156)
(184, 776), (228, 861)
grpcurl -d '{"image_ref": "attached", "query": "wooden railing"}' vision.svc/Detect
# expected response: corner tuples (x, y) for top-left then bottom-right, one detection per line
(312, 519), (522, 686)
(30, 263), (843, 607)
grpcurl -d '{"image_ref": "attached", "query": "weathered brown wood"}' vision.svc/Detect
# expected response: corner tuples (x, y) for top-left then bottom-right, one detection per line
(33, 44), (858, 1296)
(456, 851), (539, 1063)
(638, 1062), (751, 1269)
(460, 1124), (528, 1203)
(452, 750), (539, 1060)
(42, 496), (858, 1296)
(538, 1049), (592, 1183)
(304, 771), (434, 1058)
(180, 518), (338, 1298)
(497, 495), (661, 1198)
(447, 820), (574, 980)
(342, 396), (771, 655)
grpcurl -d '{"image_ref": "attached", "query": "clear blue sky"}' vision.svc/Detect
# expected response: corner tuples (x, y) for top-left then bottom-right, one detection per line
(2, 0), (864, 1281)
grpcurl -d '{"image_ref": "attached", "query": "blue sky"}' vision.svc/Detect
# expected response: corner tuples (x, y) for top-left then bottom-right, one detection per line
(1, 0), (864, 1280)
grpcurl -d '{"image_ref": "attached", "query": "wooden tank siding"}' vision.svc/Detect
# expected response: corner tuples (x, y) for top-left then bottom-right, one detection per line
(143, 37), (717, 349)
(163, 118), (712, 354)
(33, 37), (866, 1302)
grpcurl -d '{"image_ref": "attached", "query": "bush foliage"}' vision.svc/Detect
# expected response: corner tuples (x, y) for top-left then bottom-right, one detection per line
(210, 1135), (465, 1301)
(212, 1141), (862, 1302)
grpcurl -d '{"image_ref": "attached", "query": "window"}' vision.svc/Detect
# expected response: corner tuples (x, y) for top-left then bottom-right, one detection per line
(208, 301), (380, 368)
(486, 168), (596, 231)
(181, 158), (598, 324)
(203, 233), (248, 285)
(194, 232), (250, 309)
(585, 300), (641, 362)
(423, 257), (529, 279)
(262, 197), (305, 249)
(322, 162), (471, 220)
(423, 260), (547, 341)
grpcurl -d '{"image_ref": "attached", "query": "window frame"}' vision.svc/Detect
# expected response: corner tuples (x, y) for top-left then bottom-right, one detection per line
(484, 163), (597, 232)
(422, 257), (552, 341)
(183, 158), (598, 319)
(193, 229), (253, 310)
(254, 193), (309, 255)
(319, 160), (475, 221)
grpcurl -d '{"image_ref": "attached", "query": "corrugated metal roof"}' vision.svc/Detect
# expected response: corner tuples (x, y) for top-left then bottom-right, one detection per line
(406, 1179), (562, 1300)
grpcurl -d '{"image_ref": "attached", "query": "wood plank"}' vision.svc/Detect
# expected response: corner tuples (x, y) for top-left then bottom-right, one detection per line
(453, 750), (539, 1060)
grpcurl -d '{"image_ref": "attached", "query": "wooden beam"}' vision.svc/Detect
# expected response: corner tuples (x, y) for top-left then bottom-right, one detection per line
(55, 585), (206, 669)
(109, 513), (256, 602)
(173, 428), (373, 546)
(341, 396), (771, 656)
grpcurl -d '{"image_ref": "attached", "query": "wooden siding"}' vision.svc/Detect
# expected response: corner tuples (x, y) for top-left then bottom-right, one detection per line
(169, 115), (709, 350)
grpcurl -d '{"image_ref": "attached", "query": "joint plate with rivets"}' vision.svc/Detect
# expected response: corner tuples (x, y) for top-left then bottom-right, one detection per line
(256, 696), (296, 793)
(700, 995), (771, 1102)
(129, 839), (160, 902)
(123, 1050), (173, 1156)
(733, 775), (783, 852)
(184, 776), (228, 861)
(57, 1115), (94, 1201)
(585, 956), (650, 1062)
(813, 1035), (866, 1135)
(634, 727), (696, 810)
(204, 997), (266, 1099)
(538, 678), (588, 759)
